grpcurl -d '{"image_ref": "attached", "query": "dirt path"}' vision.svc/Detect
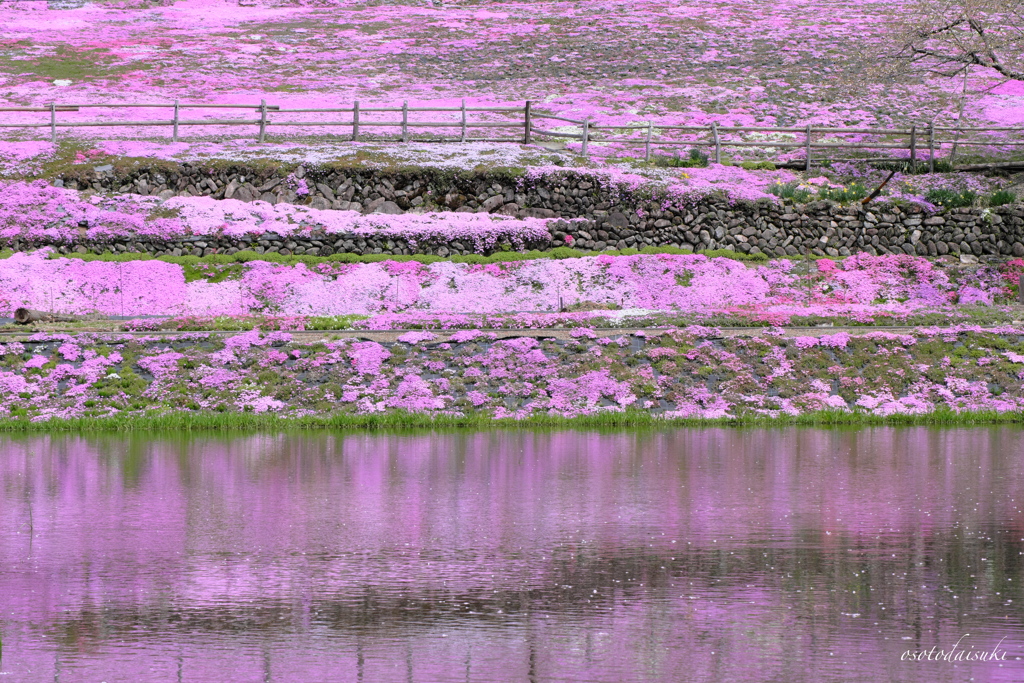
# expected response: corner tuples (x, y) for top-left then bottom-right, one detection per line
(1, 325), (1020, 344)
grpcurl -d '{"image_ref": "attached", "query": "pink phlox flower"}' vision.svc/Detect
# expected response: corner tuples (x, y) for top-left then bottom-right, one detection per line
(570, 327), (598, 339)
(397, 330), (437, 344)
(348, 342), (392, 375)
(137, 351), (184, 378)
(198, 368), (239, 388)
(450, 329), (483, 343)
(819, 332), (851, 349)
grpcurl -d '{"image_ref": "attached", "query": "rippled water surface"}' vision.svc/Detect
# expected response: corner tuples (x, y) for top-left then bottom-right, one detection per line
(2, 428), (1024, 682)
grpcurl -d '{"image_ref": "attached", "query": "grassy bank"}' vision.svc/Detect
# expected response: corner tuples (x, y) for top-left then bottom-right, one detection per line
(0, 408), (1020, 434)
(4, 326), (1023, 426)
(26, 245), (769, 268)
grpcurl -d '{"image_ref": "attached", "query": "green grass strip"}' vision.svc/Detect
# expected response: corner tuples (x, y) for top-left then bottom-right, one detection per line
(0, 407), (1019, 434)
(40, 245), (768, 267)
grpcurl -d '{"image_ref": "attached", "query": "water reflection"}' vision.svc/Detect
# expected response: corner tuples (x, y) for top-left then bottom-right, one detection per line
(1, 428), (1023, 682)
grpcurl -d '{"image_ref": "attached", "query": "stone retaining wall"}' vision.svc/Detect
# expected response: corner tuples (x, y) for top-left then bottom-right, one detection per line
(28, 163), (1024, 260)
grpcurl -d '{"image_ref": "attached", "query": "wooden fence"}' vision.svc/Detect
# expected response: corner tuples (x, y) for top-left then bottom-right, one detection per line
(2, 100), (1022, 170)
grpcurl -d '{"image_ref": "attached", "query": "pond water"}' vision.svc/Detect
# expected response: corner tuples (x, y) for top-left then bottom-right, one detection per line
(1, 428), (1023, 682)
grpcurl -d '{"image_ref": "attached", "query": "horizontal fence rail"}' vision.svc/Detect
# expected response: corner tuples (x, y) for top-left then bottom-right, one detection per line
(1, 100), (1021, 170)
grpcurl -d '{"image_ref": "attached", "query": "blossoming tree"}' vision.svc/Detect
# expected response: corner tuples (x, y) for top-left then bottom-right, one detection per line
(886, 0), (1024, 81)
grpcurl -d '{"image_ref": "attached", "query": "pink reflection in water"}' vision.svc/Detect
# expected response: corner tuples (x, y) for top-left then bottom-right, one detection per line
(0, 428), (1023, 682)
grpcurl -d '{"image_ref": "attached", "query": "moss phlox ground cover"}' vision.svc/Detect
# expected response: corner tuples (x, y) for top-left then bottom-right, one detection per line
(0, 250), (1012, 318)
(3, 324), (1024, 423)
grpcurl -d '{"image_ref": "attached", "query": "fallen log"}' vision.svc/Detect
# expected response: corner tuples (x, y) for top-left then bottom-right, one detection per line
(954, 161), (1024, 172)
(13, 308), (85, 325)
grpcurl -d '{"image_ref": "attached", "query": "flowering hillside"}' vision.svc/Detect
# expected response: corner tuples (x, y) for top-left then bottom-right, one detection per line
(0, 250), (1017, 323)
(1, 0), (1021, 133)
(0, 0), (1022, 427)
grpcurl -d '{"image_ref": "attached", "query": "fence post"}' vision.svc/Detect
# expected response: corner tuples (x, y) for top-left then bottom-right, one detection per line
(172, 99), (179, 143)
(909, 124), (917, 170)
(460, 99), (467, 142)
(258, 99), (267, 143)
(524, 100), (532, 144)
(402, 100), (408, 142)
(50, 103), (56, 143)
(710, 122), (721, 164)
(645, 122), (652, 162)
(581, 119), (590, 157)
(928, 120), (935, 173)
(804, 124), (812, 172)
(352, 101), (360, 141)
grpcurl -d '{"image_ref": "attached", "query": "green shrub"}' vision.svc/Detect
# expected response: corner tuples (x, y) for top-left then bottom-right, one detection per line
(817, 182), (868, 203)
(988, 189), (1017, 207)
(740, 161), (777, 171)
(768, 181), (813, 203)
(651, 148), (710, 168)
(926, 188), (976, 208)
(686, 148), (709, 167)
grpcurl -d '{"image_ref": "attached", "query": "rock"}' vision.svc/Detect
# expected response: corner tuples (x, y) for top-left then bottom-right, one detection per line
(373, 201), (404, 215)
(260, 193), (277, 205)
(309, 197), (331, 211)
(234, 186), (254, 202)
(364, 197), (385, 213)
(959, 253), (979, 264)
(923, 216), (945, 225)
(157, 189), (176, 201)
(1013, 243), (1024, 257)
(520, 208), (555, 219)
(224, 180), (238, 198)
(606, 212), (630, 230)
(496, 203), (520, 216)
(482, 195), (505, 212)
(316, 183), (335, 201)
